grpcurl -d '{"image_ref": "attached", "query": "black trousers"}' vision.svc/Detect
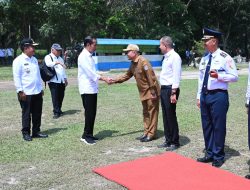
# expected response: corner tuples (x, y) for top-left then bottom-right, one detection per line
(19, 92), (43, 135)
(48, 82), (65, 115)
(81, 94), (97, 138)
(161, 86), (180, 146)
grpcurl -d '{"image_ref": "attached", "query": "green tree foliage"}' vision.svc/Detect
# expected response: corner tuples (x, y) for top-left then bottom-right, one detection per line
(39, 0), (108, 48)
(0, 0), (249, 58)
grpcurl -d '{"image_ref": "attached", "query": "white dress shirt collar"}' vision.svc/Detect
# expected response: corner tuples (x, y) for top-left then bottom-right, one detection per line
(164, 49), (175, 58)
(83, 48), (92, 57)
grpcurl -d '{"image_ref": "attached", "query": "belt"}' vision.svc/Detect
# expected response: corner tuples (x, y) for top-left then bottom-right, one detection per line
(203, 89), (228, 95)
(161, 85), (172, 89)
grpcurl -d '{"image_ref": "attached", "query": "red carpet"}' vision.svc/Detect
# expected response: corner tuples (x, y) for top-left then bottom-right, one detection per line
(93, 152), (250, 190)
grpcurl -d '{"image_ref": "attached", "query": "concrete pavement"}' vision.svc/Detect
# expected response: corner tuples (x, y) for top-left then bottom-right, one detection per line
(1, 68), (248, 90)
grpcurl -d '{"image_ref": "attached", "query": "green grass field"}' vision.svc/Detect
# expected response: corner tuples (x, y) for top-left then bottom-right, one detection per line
(0, 66), (249, 189)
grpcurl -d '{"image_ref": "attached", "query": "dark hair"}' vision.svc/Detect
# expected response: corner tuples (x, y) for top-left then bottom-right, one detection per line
(20, 44), (32, 52)
(84, 36), (96, 47)
(20, 45), (25, 52)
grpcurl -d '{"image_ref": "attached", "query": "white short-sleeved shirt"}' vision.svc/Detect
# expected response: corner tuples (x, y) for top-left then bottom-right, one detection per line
(197, 48), (238, 99)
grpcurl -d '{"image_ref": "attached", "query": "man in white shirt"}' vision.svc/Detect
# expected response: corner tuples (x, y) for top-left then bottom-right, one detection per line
(245, 62), (250, 179)
(7, 48), (14, 65)
(196, 28), (238, 167)
(45, 43), (68, 119)
(78, 36), (109, 145)
(13, 38), (48, 141)
(157, 36), (182, 151)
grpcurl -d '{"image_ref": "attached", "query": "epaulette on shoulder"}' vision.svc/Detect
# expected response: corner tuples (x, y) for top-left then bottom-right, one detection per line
(139, 56), (147, 62)
(220, 52), (228, 58)
(139, 56), (148, 65)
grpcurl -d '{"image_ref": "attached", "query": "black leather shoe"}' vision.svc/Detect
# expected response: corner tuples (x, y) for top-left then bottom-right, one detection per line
(32, 133), (48, 138)
(140, 136), (154, 142)
(245, 174), (250, 179)
(23, 134), (32, 141)
(136, 134), (147, 140)
(165, 144), (179, 151)
(157, 142), (170, 148)
(197, 156), (213, 163)
(212, 160), (224, 168)
(53, 114), (60, 119)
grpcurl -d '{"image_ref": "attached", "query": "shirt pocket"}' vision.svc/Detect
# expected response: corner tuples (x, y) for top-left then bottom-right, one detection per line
(23, 63), (31, 74)
(135, 68), (142, 79)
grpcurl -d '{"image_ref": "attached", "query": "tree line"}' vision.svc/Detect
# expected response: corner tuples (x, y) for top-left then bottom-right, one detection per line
(0, 0), (250, 59)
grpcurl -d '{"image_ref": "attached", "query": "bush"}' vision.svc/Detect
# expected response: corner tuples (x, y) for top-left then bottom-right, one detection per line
(194, 40), (205, 57)
(16, 49), (48, 60)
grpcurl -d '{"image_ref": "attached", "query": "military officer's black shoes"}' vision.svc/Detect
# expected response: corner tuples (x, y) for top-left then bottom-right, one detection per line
(32, 133), (48, 138)
(136, 134), (147, 140)
(23, 134), (32, 141)
(197, 156), (213, 163)
(245, 174), (250, 179)
(212, 160), (224, 168)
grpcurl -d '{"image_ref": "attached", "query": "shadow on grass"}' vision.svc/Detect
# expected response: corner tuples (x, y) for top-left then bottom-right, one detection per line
(180, 135), (191, 146)
(95, 129), (191, 146)
(156, 130), (191, 146)
(95, 130), (119, 139)
(63, 109), (81, 115)
(157, 130), (164, 139)
(96, 130), (146, 139)
(42, 128), (67, 135)
(225, 145), (241, 160)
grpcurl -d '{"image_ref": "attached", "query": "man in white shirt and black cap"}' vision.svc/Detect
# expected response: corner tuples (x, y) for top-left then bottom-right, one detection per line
(13, 38), (48, 141)
(45, 43), (68, 119)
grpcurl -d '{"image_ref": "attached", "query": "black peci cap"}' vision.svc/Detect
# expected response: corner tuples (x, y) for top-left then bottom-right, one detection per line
(20, 38), (39, 48)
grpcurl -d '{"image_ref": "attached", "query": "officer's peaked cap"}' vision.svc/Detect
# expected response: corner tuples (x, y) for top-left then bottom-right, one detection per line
(202, 28), (222, 40)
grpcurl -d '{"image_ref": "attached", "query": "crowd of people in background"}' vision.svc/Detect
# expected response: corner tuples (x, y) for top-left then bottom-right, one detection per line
(0, 48), (14, 65)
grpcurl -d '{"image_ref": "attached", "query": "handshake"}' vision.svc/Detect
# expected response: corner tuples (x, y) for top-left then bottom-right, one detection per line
(101, 76), (116, 85)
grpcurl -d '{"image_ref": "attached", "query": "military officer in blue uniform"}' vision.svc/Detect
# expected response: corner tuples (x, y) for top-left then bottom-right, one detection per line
(196, 28), (238, 167)
(245, 62), (250, 179)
